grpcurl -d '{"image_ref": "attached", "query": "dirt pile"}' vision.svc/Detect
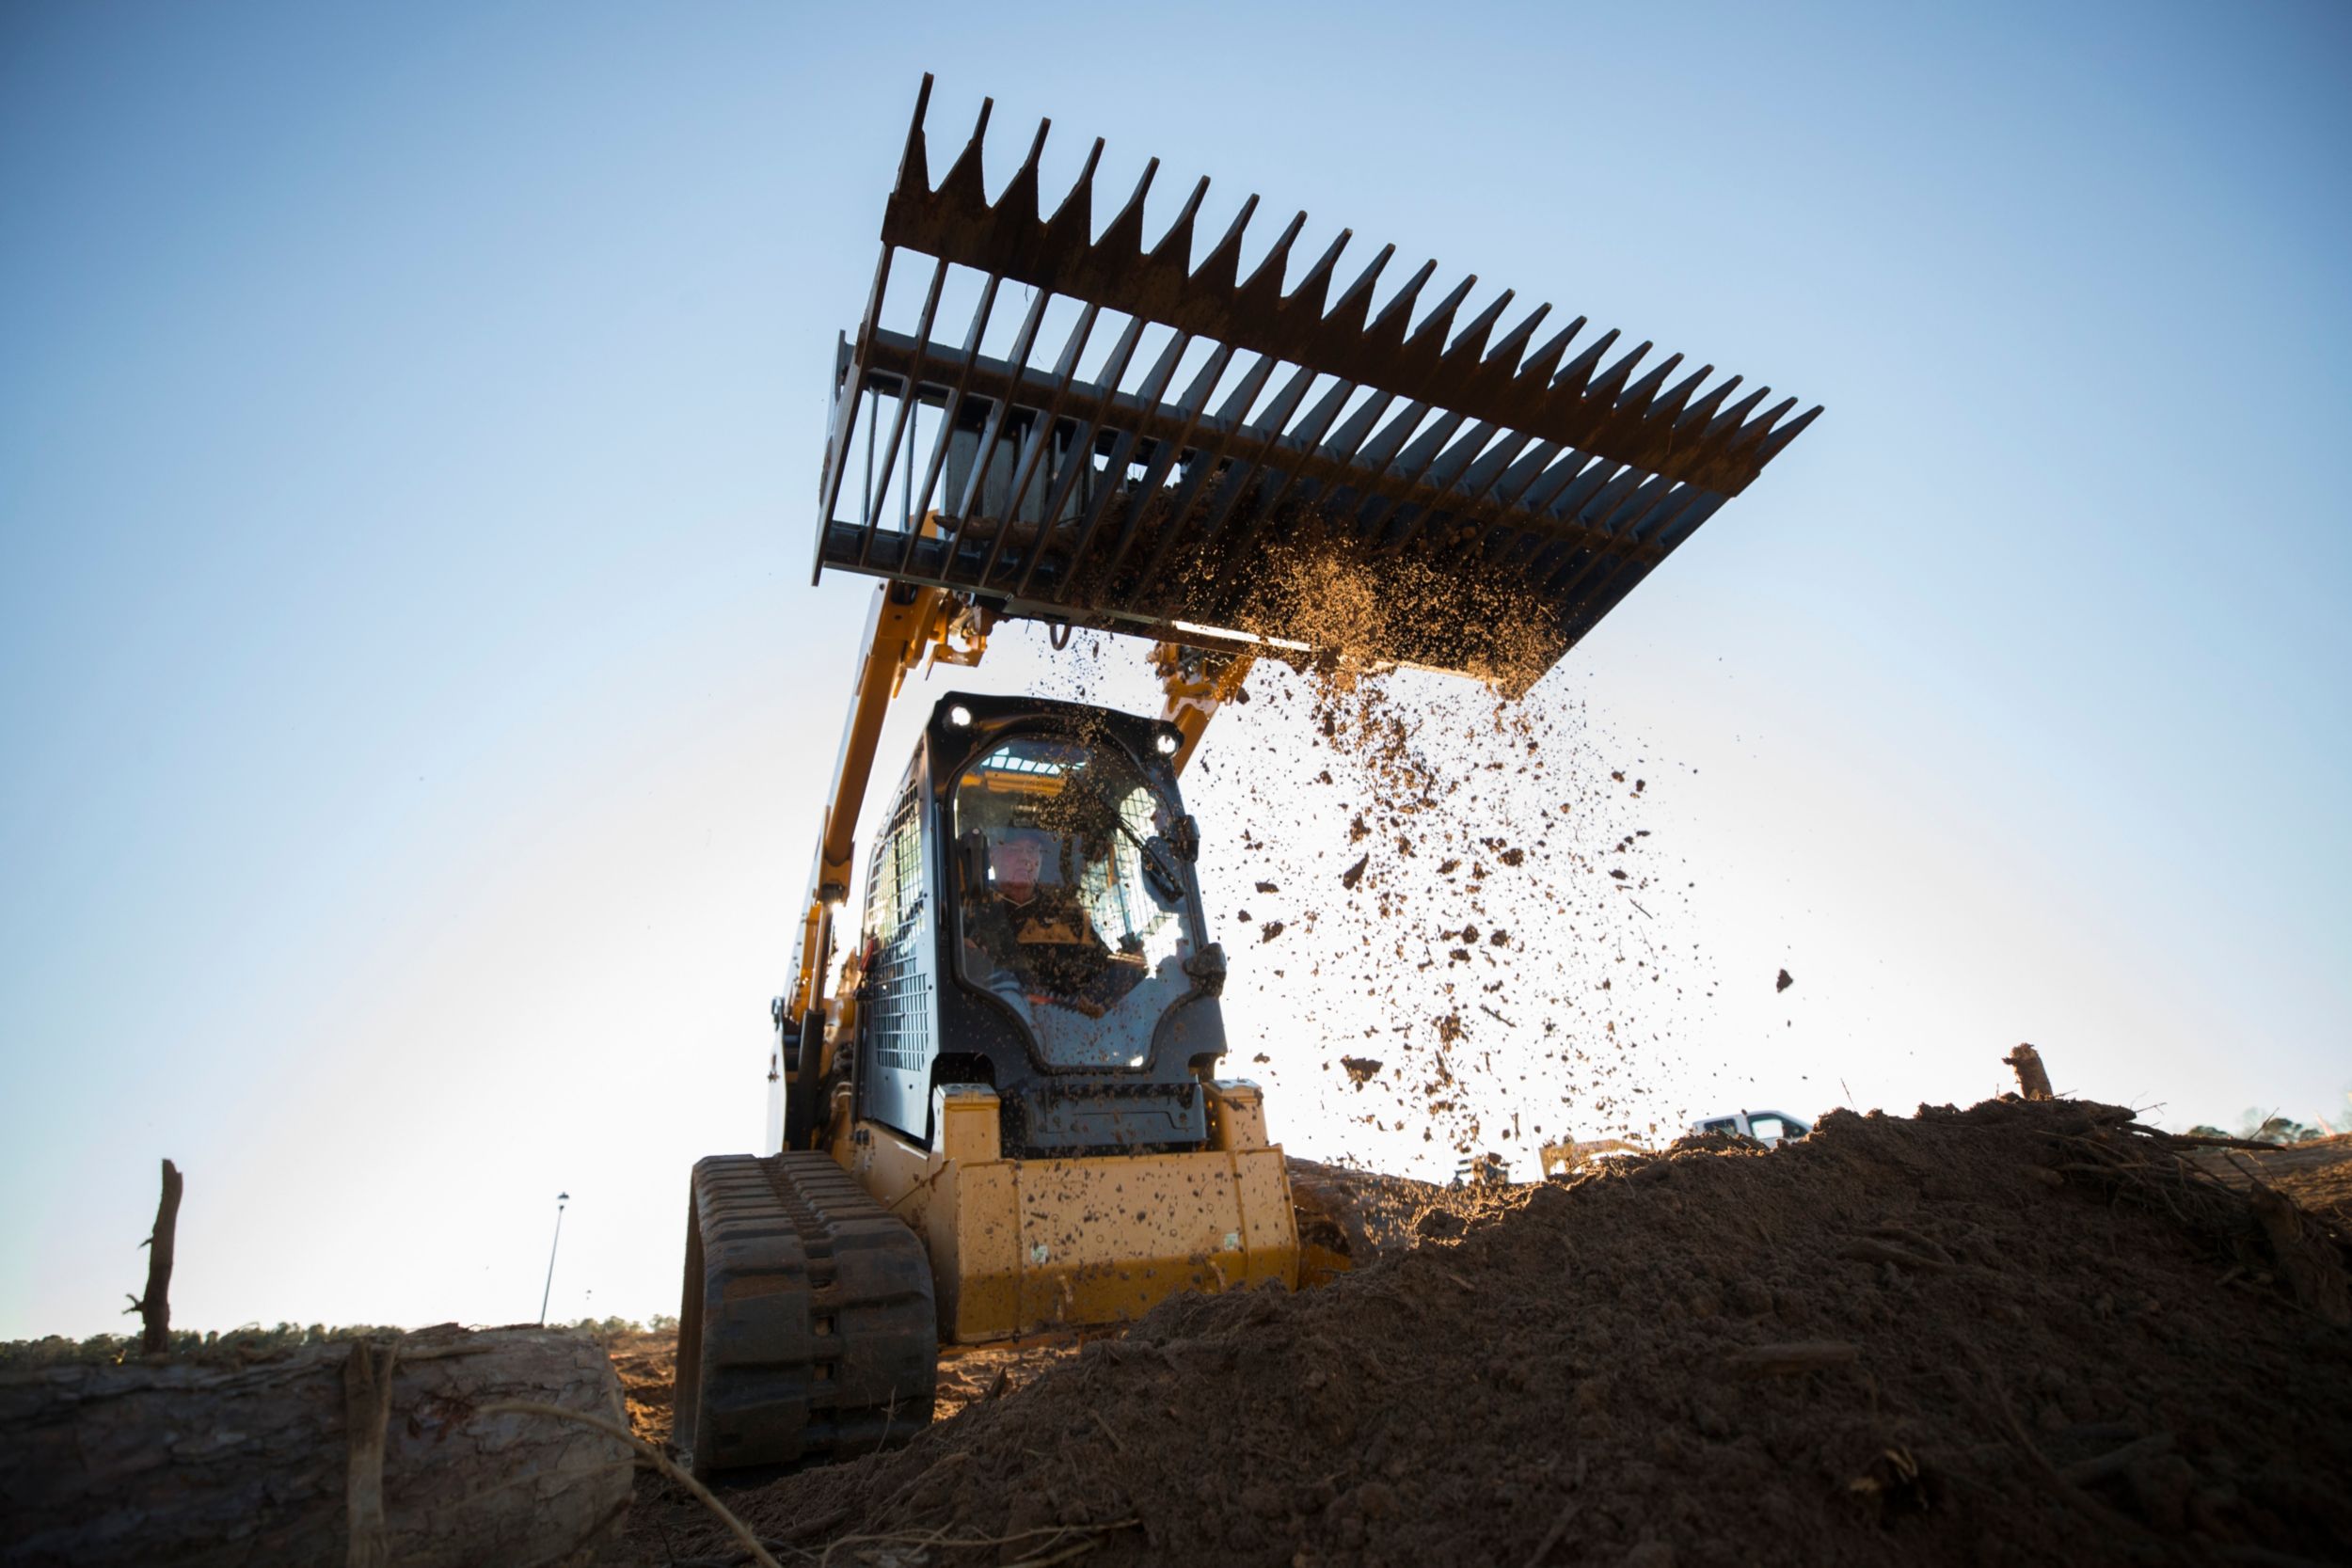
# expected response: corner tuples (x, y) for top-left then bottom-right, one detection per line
(626, 1097), (2352, 1566)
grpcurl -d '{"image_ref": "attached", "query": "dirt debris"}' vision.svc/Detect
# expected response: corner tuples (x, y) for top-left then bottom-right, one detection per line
(622, 1098), (2352, 1566)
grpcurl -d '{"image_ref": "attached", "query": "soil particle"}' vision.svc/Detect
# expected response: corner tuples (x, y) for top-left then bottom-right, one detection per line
(622, 1098), (2352, 1566)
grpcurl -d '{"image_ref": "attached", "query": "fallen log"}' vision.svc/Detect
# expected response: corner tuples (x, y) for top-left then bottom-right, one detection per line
(0, 1324), (630, 1568)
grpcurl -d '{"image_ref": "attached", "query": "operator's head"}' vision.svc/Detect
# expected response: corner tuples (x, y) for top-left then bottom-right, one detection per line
(992, 834), (1045, 905)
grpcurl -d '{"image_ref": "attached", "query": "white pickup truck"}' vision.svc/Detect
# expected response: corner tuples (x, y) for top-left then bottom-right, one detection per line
(1690, 1109), (1812, 1145)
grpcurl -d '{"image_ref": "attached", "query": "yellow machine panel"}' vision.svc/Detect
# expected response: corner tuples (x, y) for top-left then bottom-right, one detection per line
(845, 1081), (1299, 1342)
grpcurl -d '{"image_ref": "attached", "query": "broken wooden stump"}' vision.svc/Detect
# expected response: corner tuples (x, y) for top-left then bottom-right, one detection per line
(2004, 1042), (2055, 1101)
(0, 1324), (629, 1568)
(123, 1158), (183, 1356)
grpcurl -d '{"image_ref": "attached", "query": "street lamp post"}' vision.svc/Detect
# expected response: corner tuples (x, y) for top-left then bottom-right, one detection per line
(538, 1192), (570, 1326)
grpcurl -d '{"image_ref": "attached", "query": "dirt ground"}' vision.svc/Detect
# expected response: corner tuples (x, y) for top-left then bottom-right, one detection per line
(613, 1099), (2352, 1566)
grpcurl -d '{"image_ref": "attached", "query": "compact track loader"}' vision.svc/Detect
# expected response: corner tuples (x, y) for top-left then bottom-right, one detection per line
(675, 76), (1820, 1475)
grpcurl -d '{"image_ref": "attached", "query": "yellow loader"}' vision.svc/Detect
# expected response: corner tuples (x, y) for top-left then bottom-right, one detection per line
(675, 76), (1820, 1474)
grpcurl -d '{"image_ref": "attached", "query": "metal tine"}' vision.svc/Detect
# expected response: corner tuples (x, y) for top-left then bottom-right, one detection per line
(1454, 434), (1557, 542)
(1560, 463), (1650, 533)
(1014, 312), (1151, 599)
(858, 256), (951, 570)
(1479, 301), (1553, 376)
(1423, 438), (1576, 575)
(1653, 489), (1727, 548)
(993, 118), (1052, 221)
(1129, 350), (1284, 610)
(1322, 244), (1397, 338)
(1335, 399), (1442, 546)
(1486, 439), (1568, 512)
(1180, 357), (1324, 562)
(973, 301), (1103, 591)
(1355, 405), (1468, 548)
(1280, 228), (1356, 324)
(1094, 157), (1161, 256)
(1630, 483), (1710, 546)
(1476, 472), (1586, 591)
(1190, 193), (1261, 293)
(1234, 209), (1310, 311)
(1375, 419), (1512, 554)
(1055, 327), (1195, 599)
(1754, 404), (1824, 463)
(1406, 273), (1479, 357)
(935, 96), (995, 214)
(1424, 420), (1509, 494)
(818, 245), (898, 541)
(1555, 496), (1669, 594)
(1673, 372), (1742, 436)
(1148, 176), (1213, 268)
(1645, 362), (1713, 425)
(1041, 136), (1105, 245)
(1352, 398), (1435, 476)
(1513, 317), (1583, 396)
(894, 73), (936, 198)
(1598, 471), (1677, 536)
(1613, 352), (1684, 415)
(1089, 340), (1238, 601)
(949, 283), (1056, 528)
(1283, 385), (1400, 538)
(1441, 288), (1516, 369)
(1725, 396), (1801, 455)
(907, 274), (1005, 533)
(1582, 341), (1653, 406)
(1700, 385), (1772, 446)
(1558, 564), (1652, 633)
(1317, 384), (1401, 464)
(1551, 327), (1622, 397)
(1364, 259), (1439, 348)
(1538, 455), (1621, 521)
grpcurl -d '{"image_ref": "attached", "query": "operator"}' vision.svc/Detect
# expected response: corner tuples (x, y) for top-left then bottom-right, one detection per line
(962, 832), (1113, 1012)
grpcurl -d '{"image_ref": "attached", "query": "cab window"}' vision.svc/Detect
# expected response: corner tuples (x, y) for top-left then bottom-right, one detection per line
(952, 734), (1197, 1069)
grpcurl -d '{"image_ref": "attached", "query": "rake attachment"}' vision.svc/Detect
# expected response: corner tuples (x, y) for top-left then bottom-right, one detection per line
(814, 75), (1820, 691)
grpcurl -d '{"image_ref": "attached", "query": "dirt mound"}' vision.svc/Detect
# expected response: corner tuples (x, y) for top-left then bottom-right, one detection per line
(627, 1098), (2352, 1566)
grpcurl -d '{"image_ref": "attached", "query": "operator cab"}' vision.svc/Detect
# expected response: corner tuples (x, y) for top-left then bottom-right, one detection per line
(845, 692), (1226, 1160)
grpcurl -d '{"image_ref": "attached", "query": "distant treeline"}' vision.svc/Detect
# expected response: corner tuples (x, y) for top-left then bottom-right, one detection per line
(0, 1314), (678, 1370)
(2186, 1111), (2341, 1146)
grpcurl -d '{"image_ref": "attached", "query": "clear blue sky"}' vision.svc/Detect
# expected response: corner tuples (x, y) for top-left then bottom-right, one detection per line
(3, 0), (2345, 1338)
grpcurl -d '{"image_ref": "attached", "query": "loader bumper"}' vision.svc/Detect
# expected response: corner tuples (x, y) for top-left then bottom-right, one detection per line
(854, 1081), (1298, 1344)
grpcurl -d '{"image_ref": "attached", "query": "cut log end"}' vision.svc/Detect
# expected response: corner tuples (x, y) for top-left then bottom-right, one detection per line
(0, 1325), (630, 1568)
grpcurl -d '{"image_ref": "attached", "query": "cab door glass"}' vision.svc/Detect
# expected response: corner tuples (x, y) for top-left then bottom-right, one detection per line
(1747, 1114), (1789, 1145)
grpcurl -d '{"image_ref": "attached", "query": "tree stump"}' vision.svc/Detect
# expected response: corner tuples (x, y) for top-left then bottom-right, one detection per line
(2003, 1043), (2055, 1101)
(0, 1325), (630, 1568)
(125, 1159), (183, 1355)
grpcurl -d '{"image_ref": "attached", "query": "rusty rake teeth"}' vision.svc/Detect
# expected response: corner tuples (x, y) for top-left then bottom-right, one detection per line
(815, 75), (1822, 686)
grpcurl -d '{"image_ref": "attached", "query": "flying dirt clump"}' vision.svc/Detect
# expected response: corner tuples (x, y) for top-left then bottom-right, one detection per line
(623, 1098), (2352, 1566)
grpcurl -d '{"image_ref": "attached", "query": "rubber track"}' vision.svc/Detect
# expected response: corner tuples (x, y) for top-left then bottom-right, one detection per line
(678, 1153), (937, 1475)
